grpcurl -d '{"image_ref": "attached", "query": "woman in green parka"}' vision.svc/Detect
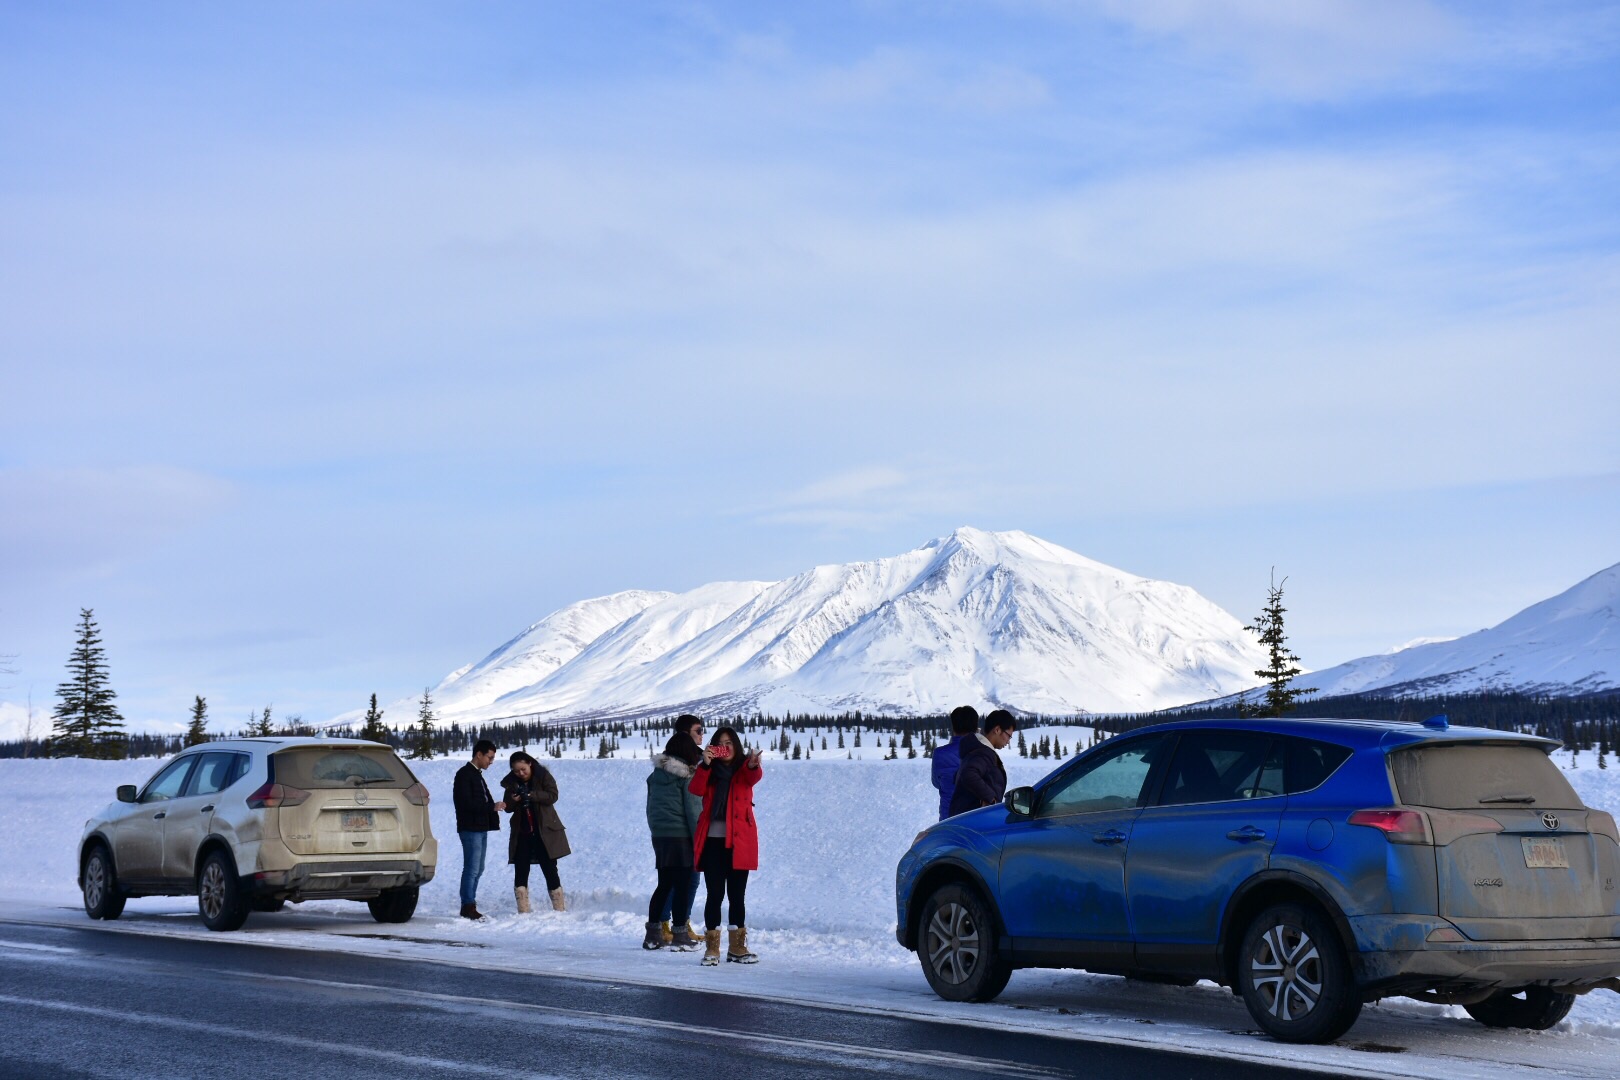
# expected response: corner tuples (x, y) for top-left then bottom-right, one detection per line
(644, 715), (705, 950)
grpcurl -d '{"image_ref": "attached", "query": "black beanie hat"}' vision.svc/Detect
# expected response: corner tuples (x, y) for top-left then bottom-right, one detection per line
(664, 730), (702, 768)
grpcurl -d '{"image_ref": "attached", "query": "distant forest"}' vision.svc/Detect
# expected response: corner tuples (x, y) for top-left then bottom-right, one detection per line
(5, 690), (1619, 761)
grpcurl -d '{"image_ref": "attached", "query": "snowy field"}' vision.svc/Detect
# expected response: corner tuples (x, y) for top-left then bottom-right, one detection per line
(5, 733), (1620, 1079)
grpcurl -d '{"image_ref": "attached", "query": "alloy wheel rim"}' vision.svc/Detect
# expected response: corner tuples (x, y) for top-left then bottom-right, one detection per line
(1249, 921), (1322, 1021)
(926, 901), (981, 985)
(199, 862), (226, 919)
(85, 855), (105, 908)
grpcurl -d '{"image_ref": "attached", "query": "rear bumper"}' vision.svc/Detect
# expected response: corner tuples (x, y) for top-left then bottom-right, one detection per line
(1350, 914), (1620, 993)
(246, 860), (434, 901)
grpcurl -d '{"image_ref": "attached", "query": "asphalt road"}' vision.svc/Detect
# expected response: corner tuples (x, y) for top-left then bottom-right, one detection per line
(0, 917), (1333, 1080)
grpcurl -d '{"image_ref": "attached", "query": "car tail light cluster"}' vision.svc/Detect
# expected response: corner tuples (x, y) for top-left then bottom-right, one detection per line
(403, 782), (430, 806)
(1348, 808), (1431, 845)
(1589, 810), (1620, 845)
(246, 782), (311, 809)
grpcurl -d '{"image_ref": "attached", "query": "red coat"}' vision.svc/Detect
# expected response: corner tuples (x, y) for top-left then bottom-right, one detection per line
(689, 760), (762, 871)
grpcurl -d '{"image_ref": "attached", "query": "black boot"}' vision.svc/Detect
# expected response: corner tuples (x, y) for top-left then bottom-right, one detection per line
(642, 920), (665, 950)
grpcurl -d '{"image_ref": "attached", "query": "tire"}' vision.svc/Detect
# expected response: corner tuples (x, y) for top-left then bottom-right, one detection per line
(367, 887), (419, 924)
(82, 845), (126, 921)
(1463, 987), (1576, 1030)
(917, 883), (1012, 1003)
(1237, 903), (1362, 1043)
(197, 851), (250, 932)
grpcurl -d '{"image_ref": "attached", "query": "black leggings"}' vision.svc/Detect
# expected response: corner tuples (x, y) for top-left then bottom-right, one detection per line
(515, 852), (561, 892)
(648, 865), (697, 924)
(700, 843), (750, 928)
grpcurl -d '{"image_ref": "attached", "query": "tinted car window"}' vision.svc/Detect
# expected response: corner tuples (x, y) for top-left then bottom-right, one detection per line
(273, 747), (413, 789)
(140, 757), (197, 803)
(187, 752), (248, 797)
(1285, 738), (1352, 794)
(1391, 743), (1580, 810)
(1038, 735), (1166, 817)
(1159, 731), (1276, 806)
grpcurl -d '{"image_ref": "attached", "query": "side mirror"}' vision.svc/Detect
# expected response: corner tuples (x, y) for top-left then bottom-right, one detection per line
(1005, 786), (1034, 817)
(116, 785), (138, 803)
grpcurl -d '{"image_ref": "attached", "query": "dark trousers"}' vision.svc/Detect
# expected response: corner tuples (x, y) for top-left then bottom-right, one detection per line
(514, 850), (561, 892)
(700, 843), (750, 928)
(648, 866), (699, 925)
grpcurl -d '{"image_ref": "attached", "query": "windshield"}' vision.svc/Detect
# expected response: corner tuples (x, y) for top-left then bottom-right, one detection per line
(1390, 743), (1580, 810)
(272, 747), (414, 789)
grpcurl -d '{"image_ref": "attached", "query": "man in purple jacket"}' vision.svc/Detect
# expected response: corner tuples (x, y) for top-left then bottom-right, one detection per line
(931, 706), (982, 820)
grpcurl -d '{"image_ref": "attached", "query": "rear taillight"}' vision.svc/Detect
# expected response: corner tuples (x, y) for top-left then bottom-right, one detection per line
(1589, 810), (1620, 845)
(1349, 808), (1431, 845)
(246, 782), (311, 809)
(403, 782), (430, 806)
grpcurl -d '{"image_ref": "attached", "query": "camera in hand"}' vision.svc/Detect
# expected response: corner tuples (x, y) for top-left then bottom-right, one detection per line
(712, 745), (733, 760)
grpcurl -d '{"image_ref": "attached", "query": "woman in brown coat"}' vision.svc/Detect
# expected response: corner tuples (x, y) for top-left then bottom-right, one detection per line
(500, 751), (571, 912)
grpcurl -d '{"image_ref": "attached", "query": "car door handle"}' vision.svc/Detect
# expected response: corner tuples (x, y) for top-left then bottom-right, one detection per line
(1227, 826), (1267, 842)
(1092, 829), (1128, 846)
(152, 812), (167, 820)
(201, 805), (214, 813)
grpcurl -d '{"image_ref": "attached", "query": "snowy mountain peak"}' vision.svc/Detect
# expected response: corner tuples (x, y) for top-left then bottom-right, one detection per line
(416, 530), (1270, 725)
(1307, 561), (1620, 699)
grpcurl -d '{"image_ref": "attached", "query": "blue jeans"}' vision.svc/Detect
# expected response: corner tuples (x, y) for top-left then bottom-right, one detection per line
(658, 870), (700, 924)
(458, 830), (488, 907)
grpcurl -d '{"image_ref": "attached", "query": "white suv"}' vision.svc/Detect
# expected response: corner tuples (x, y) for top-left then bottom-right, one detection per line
(78, 737), (437, 931)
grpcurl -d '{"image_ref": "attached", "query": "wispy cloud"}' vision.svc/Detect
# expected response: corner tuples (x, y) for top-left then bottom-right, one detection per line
(752, 465), (994, 531)
(0, 465), (234, 580)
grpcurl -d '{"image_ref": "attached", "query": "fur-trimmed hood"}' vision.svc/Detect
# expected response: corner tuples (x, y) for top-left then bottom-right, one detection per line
(651, 751), (695, 779)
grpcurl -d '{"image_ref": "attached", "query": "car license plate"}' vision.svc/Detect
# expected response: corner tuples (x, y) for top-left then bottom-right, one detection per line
(1522, 837), (1568, 868)
(342, 810), (375, 832)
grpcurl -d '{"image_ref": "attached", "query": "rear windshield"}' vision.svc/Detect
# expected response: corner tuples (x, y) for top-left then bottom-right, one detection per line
(273, 747), (414, 789)
(1390, 743), (1580, 810)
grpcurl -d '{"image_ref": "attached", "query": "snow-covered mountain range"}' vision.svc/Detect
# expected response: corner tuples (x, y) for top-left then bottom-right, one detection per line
(1300, 562), (1620, 699)
(411, 528), (1272, 724)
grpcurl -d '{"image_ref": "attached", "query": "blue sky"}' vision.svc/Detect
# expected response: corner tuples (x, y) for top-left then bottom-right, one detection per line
(3, 1), (1618, 735)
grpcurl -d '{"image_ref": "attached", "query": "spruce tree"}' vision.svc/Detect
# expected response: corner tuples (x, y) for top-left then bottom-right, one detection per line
(409, 687), (436, 760)
(359, 693), (388, 743)
(185, 695), (209, 747)
(253, 706), (275, 738)
(51, 608), (126, 759)
(1246, 573), (1316, 718)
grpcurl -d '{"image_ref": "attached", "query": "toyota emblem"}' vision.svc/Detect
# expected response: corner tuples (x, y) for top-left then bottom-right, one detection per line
(1542, 811), (1559, 831)
(355, 790), (369, 806)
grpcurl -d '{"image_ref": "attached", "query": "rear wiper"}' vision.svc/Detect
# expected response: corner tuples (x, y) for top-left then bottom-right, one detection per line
(355, 777), (397, 785)
(1479, 794), (1536, 804)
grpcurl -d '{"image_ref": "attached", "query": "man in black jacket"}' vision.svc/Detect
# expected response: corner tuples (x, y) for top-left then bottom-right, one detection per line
(453, 739), (505, 919)
(948, 710), (1017, 817)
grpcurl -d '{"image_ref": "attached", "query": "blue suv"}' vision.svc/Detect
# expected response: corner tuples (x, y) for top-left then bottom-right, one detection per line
(896, 717), (1620, 1043)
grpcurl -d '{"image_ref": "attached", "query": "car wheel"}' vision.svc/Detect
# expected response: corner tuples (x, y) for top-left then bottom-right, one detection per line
(82, 845), (125, 921)
(918, 882), (1012, 1003)
(1237, 903), (1361, 1043)
(367, 887), (419, 924)
(197, 851), (250, 932)
(1463, 987), (1575, 1030)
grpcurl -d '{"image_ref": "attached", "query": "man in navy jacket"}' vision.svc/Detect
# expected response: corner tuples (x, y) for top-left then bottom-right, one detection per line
(949, 710), (1018, 817)
(452, 739), (506, 919)
(931, 706), (982, 820)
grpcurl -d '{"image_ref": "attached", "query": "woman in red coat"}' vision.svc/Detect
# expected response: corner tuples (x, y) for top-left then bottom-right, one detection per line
(689, 725), (762, 966)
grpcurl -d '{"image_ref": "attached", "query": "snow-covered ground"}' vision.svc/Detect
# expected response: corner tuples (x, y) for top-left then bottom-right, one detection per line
(6, 738), (1620, 1078)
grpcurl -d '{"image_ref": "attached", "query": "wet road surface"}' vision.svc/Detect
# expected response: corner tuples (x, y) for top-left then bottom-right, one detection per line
(0, 916), (1335, 1079)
